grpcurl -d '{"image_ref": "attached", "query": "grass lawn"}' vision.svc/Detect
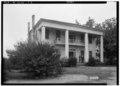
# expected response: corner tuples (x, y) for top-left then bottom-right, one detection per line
(63, 66), (116, 80)
(4, 66), (116, 84)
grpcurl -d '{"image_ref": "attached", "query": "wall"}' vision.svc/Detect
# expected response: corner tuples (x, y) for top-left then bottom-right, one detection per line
(34, 24), (98, 62)
(89, 37), (97, 58)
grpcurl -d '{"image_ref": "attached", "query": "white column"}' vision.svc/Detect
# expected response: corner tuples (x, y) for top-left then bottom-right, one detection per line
(85, 33), (89, 63)
(100, 35), (104, 62)
(65, 30), (69, 58)
(41, 26), (45, 41)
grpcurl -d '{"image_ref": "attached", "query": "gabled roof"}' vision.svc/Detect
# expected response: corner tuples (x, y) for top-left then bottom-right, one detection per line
(34, 18), (104, 32)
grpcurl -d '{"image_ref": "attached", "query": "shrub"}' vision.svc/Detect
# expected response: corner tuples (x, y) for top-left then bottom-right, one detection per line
(6, 41), (62, 78)
(68, 57), (77, 67)
(60, 57), (68, 67)
(86, 57), (96, 66)
(86, 57), (105, 66)
(104, 56), (117, 66)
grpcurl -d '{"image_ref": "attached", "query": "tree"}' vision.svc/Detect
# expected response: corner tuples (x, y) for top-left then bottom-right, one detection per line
(85, 17), (95, 28)
(103, 17), (117, 65)
(84, 17), (117, 65)
(95, 23), (102, 29)
(75, 19), (81, 25)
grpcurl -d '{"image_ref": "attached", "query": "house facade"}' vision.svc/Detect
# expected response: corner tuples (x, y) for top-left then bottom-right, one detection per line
(28, 15), (104, 63)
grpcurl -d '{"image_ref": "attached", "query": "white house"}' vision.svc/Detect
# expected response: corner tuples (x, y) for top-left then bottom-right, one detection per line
(28, 15), (104, 63)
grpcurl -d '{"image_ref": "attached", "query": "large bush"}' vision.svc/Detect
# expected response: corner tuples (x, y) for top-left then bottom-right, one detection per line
(68, 57), (77, 67)
(6, 42), (62, 78)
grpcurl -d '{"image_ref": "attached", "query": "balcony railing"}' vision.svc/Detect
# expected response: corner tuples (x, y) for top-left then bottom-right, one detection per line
(54, 38), (85, 46)
(69, 39), (75, 43)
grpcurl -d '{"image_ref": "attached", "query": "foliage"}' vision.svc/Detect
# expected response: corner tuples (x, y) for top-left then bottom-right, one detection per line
(60, 57), (68, 67)
(86, 57), (105, 66)
(103, 18), (117, 65)
(6, 42), (62, 78)
(3, 58), (11, 82)
(3, 58), (10, 70)
(86, 57), (96, 66)
(85, 17), (117, 65)
(85, 17), (95, 28)
(68, 57), (77, 67)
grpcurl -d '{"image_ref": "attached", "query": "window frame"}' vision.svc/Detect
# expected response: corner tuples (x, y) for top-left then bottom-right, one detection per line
(89, 35), (92, 44)
(69, 33), (76, 43)
(80, 33), (84, 43)
(56, 30), (61, 40)
(45, 29), (49, 39)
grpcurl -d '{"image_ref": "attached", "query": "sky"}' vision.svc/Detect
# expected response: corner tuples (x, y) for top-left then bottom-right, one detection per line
(3, 2), (116, 58)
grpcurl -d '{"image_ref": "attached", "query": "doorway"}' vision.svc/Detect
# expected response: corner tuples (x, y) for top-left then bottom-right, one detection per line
(69, 49), (76, 58)
(69, 51), (74, 57)
(79, 50), (84, 63)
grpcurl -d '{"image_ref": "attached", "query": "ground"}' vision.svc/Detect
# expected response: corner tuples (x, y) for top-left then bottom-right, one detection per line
(4, 66), (116, 85)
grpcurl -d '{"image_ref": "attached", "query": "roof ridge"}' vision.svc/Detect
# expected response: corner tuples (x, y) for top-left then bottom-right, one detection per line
(34, 18), (104, 32)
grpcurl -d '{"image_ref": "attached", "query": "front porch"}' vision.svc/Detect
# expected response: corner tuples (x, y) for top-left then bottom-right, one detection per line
(40, 26), (104, 63)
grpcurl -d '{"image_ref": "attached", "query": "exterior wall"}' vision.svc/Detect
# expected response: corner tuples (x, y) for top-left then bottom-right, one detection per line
(46, 28), (56, 44)
(89, 38), (97, 58)
(33, 27), (98, 62)
(44, 28), (85, 45)
(69, 46), (84, 62)
(55, 45), (65, 58)
(29, 30), (34, 42)
(36, 29), (41, 42)
(28, 20), (103, 63)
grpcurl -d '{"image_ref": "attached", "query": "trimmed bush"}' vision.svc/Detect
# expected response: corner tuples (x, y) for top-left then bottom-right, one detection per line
(60, 57), (68, 67)
(86, 57), (105, 66)
(68, 57), (77, 67)
(86, 57), (96, 66)
(6, 42), (62, 78)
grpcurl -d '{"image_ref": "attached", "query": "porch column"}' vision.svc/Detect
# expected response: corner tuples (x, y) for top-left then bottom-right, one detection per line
(85, 33), (89, 63)
(41, 26), (45, 41)
(100, 35), (104, 62)
(65, 30), (69, 58)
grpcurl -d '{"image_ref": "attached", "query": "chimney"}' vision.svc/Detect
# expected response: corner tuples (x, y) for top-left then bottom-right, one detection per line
(28, 22), (30, 34)
(32, 15), (35, 29)
(28, 22), (30, 42)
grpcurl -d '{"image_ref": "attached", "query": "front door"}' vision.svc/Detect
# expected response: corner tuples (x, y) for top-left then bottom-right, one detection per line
(79, 51), (84, 63)
(69, 49), (76, 58)
(69, 51), (74, 58)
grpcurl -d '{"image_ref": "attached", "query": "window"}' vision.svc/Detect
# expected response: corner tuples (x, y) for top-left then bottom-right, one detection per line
(89, 51), (92, 58)
(56, 30), (61, 40)
(89, 35), (92, 44)
(69, 33), (76, 43)
(96, 38), (100, 46)
(69, 49), (76, 57)
(80, 34), (84, 43)
(45, 29), (49, 39)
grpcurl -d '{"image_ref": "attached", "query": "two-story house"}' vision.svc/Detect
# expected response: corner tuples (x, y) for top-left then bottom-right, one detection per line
(28, 15), (104, 63)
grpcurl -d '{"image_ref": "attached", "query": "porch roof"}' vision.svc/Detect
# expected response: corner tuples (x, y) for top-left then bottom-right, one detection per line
(34, 18), (104, 32)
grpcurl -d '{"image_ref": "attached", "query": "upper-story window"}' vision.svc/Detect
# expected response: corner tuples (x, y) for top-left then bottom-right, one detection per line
(56, 30), (61, 40)
(69, 33), (76, 43)
(96, 38), (100, 46)
(45, 29), (49, 39)
(89, 35), (92, 44)
(80, 33), (84, 43)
